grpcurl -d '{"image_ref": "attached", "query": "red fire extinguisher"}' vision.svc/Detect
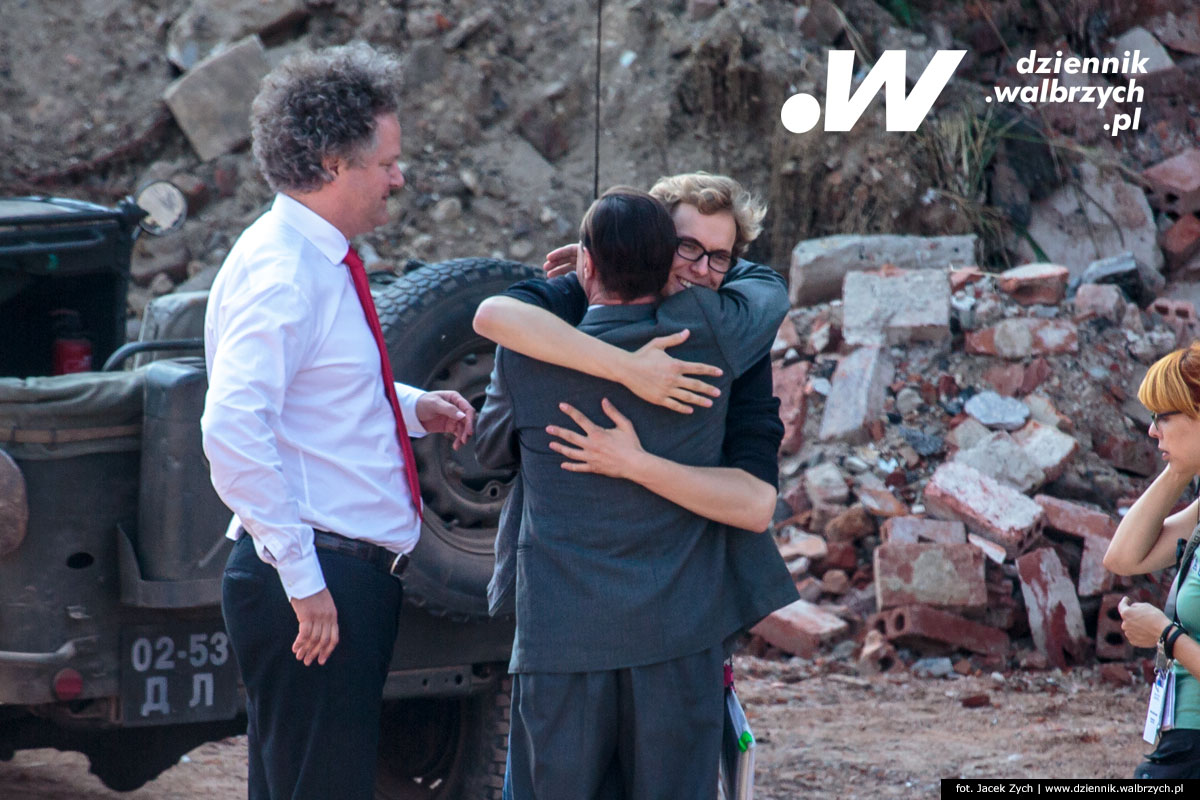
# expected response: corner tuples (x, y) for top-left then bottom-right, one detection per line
(51, 309), (93, 375)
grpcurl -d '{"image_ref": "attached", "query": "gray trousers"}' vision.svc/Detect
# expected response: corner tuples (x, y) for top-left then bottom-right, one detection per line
(504, 643), (725, 800)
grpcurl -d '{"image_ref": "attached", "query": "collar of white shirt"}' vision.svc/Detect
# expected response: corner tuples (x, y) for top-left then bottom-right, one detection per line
(272, 193), (352, 267)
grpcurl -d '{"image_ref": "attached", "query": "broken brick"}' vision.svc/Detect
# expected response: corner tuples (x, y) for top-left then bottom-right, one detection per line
(841, 269), (951, 347)
(773, 360), (809, 455)
(983, 363), (1024, 396)
(1142, 148), (1200, 218)
(950, 266), (985, 292)
(805, 462), (849, 506)
(1094, 432), (1160, 477)
(876, 604), (1009, 656)
(771, 316), (801, 360)
(1033, 494), (1116, 540)
(882, 516), (967, 545)
(995, 263), (1069, 305)
(750, 598), (849, 657)
(1162, 213), (1200, 271)
(821, 569), (850, 595)
(1016, 547), (1091, 668)
(825, 505), (875, 542)
(819, 541), (859, 572)
(1073, 283), (1127, 322)
(1078, 535), (1115, 597)
(924, 461), (1044, 558)
(965, 318), (1079, 359)
(1095, 593), (1133, 662)
(778, 531), (827, 561)
(1012, 421), (1079, 482)
(1149, 297), (1200, 343)
(1020, 357), (1052, 395)
(819, 346), (895, 444)
(874, 543), (987, 610)
(854, 473), (909, 518)
(857, 629), (898, 674)
(968, 533), (1007, 565)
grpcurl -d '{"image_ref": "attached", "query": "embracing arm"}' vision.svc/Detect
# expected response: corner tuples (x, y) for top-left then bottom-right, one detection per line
(474, 293), (722, 413)
(547, 399), (776, 532)
(1103, 466), (1197, 575)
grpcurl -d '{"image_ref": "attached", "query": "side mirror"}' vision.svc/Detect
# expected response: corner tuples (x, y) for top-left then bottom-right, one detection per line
(134, 181), (187, 236)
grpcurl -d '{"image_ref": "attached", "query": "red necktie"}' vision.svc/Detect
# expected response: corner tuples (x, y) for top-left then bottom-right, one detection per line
(344, 246), (422, 519)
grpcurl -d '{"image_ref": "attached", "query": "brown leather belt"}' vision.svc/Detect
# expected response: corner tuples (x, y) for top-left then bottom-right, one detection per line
(313, 529), (409, 578)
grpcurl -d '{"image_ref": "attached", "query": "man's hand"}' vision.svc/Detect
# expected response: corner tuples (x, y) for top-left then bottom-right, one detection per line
(619, 329), (723, 414)
(290, 588), (339, 666)
(542, 243), (578, 278)
(547, 399), (648, 481)
(416, 390), (475, 449)
(1118, 596), (1172, 648)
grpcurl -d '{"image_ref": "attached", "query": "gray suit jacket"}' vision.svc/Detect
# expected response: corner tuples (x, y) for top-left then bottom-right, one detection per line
(475, 275), (787, 673)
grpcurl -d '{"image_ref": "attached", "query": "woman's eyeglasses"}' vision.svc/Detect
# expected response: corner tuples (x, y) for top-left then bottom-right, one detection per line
(1151, 411), (1180, 433)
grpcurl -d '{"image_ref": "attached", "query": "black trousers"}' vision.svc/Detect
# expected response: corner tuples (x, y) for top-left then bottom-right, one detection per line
(504, 643), (726, 800)
(222, 534), (402, 800)
(1134, 728), (1200, 779)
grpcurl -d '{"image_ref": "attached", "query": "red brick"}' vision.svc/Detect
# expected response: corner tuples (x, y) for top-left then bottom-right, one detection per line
(780, 480), (811, 516)
(950, 266), (986, 292)
(1016, 547), (1090, 668)
(1095, 431), (1160, 476)
(877, 604), (1010, 656)
(964, 318), (1079, 360)
(825, 505), (876, 542)
(818, 541), (859, 572)
(967, 533), (1007, 565)
(750, 599), (849, 657)
(773, 360), (809, 455)
(1162, 213), (1200, 271)
(1033, 494), (1116, 540)
(1149, 297), (1200, 343)
(983, 363), (1024, 396)
(882, 516), (967, 545)
(924, 462), (1045, 558)
(821, 569), (850, 595)
(1143, 148), (1200, 217)
(854, 474), (909, 518)
(1095, 592), (1132, 661)
(772, 316), (801, 358)
(995, 263), (1069, 305)
(874, 543), (987, 610)
(1020, 357), (1052, 395)
(1072, 283), (1126, 322)
(857, 629), (898, 673)
(1078, 534), (1115, 597)
(1099, 662), (1136, 686)
(818, 346), (894, 444)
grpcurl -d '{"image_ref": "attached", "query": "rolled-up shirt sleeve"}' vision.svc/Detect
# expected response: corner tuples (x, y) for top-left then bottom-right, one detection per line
(393, 382), (428, 437)
(201, 281), (325, 600)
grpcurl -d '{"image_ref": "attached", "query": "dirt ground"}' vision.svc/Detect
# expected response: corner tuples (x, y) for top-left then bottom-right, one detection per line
(0, 657), (1149, 800)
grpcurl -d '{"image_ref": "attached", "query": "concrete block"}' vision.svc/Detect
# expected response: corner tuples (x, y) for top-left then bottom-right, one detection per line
(804, 461), (849, 506)
(750, 598), (849, 657)
(1033, 494), (1116, 540)
(874, 543), (986, 610)
(924, 461), (1044, 558)
(1012, 421), (1078, 482)
(1143, 148), (1200, 219)
(163, 36), (269, 161)
(773, 360), (809, 455)
(953, 431), (1045, 492)
(841, 269), (951, 347)
(818, 346), (894, 444)
(1073, 283), (1127, 322)
(1078, 534), (1115, 597)
(1016, 547), (1090, 668)
(789, 234), (976, 305)
(1095, 592), (1133, 661)
(965, 318), (1079, 359)
(996, 263), (1069, 305)
(876, 604), (1009, 656)
(882, 516), (967, 545)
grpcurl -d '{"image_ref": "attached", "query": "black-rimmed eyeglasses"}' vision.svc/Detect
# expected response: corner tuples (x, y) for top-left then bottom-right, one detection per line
(675, 238), (733, 273)
(1152, 411), (1180, 433)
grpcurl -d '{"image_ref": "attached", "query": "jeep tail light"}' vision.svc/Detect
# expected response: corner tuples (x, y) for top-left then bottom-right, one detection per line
(53, 668), (83, 701)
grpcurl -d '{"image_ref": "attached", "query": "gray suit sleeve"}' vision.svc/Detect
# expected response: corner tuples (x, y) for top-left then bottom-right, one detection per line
(695, 261), (789, 377)
(474, 347), (519, 469)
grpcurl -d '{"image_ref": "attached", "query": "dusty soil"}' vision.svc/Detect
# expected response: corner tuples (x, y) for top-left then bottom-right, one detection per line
(0, 658), (1149, 799)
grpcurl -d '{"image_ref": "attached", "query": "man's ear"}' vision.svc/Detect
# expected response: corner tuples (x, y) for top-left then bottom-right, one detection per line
(322, 155), (342, 180)
(578, 245), (592, 282)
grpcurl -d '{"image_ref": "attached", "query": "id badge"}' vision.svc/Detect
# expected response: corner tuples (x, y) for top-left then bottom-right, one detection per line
(1144, 669), (1170, 744)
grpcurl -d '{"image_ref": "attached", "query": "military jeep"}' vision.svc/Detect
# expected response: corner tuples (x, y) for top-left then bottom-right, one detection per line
(0, 188), (530, 797)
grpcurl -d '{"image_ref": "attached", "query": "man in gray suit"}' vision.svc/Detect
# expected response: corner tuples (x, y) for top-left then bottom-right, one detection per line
(474, 188), (787, 798)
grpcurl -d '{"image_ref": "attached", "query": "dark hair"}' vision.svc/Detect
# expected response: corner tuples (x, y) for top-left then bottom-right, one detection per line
(250, 43), (402, 193)
(578, 187), (675, 301)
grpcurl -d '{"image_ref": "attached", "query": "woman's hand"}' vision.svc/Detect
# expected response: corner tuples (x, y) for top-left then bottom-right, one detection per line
(547, 399), (648, 480)
(542, 244), (578, 278)
(620, 330), (723, 413)
(1118, 596), (1172, 648)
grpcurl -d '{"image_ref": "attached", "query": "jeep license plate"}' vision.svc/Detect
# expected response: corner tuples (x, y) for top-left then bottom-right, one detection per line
(119, 625), (240, 725)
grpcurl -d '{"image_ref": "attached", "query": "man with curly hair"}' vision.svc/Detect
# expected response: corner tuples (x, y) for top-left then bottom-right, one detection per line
(201, 43), (474, 799)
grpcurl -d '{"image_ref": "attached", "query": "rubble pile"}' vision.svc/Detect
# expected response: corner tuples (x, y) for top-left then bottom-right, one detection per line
(752, 234), (1199, 675)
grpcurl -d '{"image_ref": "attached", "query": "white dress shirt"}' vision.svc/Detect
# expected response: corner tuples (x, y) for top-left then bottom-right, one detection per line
(201, 193), (426, 600)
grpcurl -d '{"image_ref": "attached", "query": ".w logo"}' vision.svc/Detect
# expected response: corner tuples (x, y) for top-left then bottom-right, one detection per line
(781, 50), (966, 133)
